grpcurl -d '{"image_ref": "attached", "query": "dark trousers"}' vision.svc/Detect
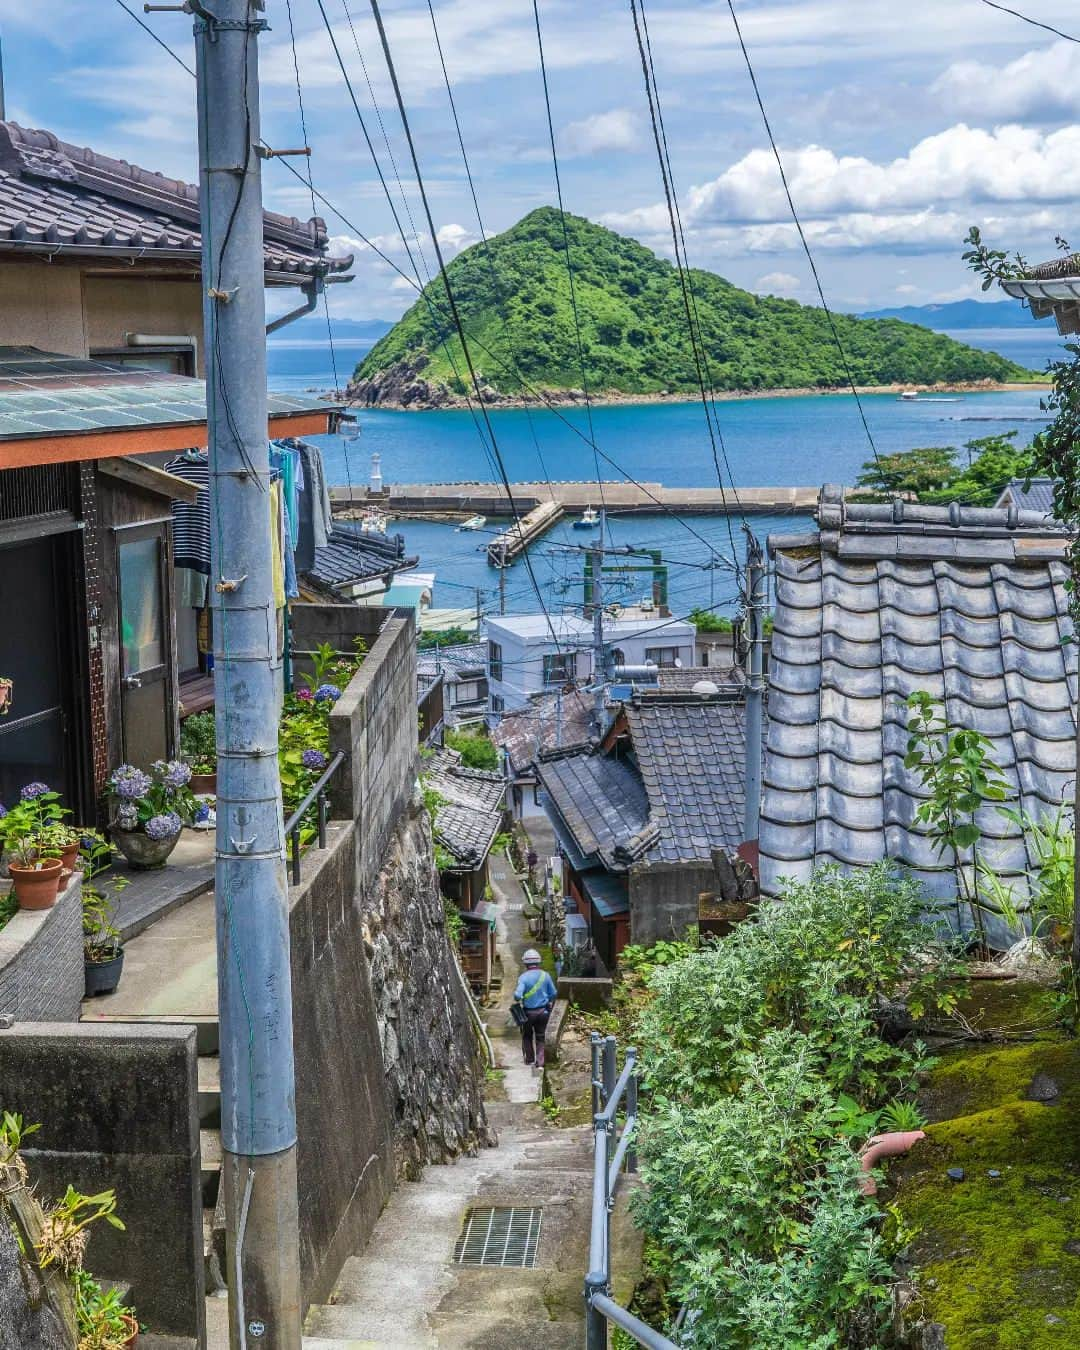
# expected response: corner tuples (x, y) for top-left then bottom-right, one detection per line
(521, 1007), (550, 1066)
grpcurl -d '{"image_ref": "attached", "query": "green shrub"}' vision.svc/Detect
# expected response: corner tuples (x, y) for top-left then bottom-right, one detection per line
(445, 728), (500, 772)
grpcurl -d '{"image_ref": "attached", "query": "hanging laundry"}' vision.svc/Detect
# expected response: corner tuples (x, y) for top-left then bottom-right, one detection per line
(295, 441), (334, 570)
(165, 449), (212, 575)
(269, 478), (287, 610)
(270, 442), (302, 549)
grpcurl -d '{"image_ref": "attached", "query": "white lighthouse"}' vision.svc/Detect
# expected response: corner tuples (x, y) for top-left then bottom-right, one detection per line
(369, 451), (383, 495)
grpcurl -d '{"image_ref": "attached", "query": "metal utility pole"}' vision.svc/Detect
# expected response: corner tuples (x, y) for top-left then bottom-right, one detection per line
(195, 3), (302, 1346)
(499, 544), (507, 614)
(591, 512), (607, 726)
(743, 528), (766, 843)
(475, 587), (483, 637)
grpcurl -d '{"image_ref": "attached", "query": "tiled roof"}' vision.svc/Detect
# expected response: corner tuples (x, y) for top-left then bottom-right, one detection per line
(0, 346), (331, 441)
(760, 487), (1077, 928)
(654, 665), (745, 694)
(626, 696), (751, 861)
(995, 478), (1056, 517)
(417, 642), (487, 679)
(537, 754), (650, 870)
(492, 687), (594, 773)
(425, 764), (505, 815)
(434, 803), (501, 870)
(0, 121), (352, 282)
(304, 527), (416, 595)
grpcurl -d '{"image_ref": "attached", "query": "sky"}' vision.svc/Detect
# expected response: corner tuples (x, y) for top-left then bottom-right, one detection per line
(3, 0), (1080, 321)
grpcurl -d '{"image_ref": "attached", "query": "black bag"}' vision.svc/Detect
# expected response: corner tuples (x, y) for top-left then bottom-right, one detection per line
(510, 1001), (529, 1028)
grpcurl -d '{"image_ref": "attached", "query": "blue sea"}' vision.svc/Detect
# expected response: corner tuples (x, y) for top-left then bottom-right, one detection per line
(266, 336), (1056, 617)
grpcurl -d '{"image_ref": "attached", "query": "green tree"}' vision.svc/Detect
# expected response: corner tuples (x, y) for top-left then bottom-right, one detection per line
(445, 728), (500, 772)
(855, 445), (958, 498)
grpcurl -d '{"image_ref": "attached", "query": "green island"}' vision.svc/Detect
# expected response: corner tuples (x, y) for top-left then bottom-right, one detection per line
(350, 207), (1035, 406)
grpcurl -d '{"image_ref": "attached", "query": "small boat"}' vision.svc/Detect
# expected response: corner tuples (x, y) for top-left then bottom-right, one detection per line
(360, 508), (388, 534)
(574, 506), (600, 529)
(898, 391), (919, 402)
(456, 514), (486, 532)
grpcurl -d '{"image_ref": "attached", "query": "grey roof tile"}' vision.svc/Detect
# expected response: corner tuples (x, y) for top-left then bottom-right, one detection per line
(537, 753), (650, 870)
(304, 527), (415, 594)
(762, 493), (1077, 927)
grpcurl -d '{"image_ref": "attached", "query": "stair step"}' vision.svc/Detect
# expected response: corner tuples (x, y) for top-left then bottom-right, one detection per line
(81, 1013), (220, 1057)
(201, 1128), (222, 1207)
(197, 1055), (221, 1129)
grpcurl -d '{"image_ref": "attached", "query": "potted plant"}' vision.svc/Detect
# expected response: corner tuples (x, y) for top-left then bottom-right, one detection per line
(73, 1263), (139, 1347)
(106, 761), (196, 869)
(0, 795), (64, 911)
(179, 711), (217, 795)
(82, 834), (129, 997)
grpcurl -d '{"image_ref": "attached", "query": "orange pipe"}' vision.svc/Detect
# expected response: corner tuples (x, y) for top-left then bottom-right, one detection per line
(858, 1130), (926, 1196)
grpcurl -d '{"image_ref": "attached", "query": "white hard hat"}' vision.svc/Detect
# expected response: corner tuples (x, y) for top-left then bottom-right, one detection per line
(523, 949), (542, 965)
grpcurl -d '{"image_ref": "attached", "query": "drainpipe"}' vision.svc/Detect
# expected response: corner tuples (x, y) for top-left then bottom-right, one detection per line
(265, 272), (325, 336)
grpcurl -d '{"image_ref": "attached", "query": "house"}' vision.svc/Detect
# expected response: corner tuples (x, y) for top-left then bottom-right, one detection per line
(0, 122), (348, 820)
(1000, 252), (1080, 335)
(759, 486), (1076, 940)
(485, 612), (697, 714)
(491, 685), (594, 819)
(299, 527), (417, 604)
(995, 478), (1056, 517)
(426, 748), (506, 994)
(538, 682), (755, 970)
(417, 642), (489, 729)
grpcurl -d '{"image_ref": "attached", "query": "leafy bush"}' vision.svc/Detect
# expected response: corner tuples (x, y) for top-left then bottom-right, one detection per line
(634, 864), (960, 1347)
(445, 727), (500, 772)
(179, 711), (216, 774)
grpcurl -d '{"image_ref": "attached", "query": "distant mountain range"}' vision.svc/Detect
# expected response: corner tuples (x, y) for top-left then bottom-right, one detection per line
(859, 299), (1036, 329)
(348, 208), (1033, 407)
(267, 315), (393, 343)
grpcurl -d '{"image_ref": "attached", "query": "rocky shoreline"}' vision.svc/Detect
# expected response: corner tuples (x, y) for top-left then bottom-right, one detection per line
(343, 360), (1046, 412)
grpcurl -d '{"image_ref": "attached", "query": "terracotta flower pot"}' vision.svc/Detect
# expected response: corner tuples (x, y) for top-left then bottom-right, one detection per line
(189, 771), (217, 795)
(8, 857), (64, 911)
(121, 1313), (139, 1347)
(59, 841), (81, 873)
(112, 827), (180, 870)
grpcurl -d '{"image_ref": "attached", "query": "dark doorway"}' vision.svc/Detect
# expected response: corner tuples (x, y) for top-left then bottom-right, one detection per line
(0, 533), (81, 812)
(117, 526), (172, 766)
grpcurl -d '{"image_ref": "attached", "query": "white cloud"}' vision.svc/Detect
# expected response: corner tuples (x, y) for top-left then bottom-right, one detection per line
(435, 222), (477, 255)
(558, 109), (640, 157)
(755, 271), (801, 295)
(895, 284), (919, 294)
(932, 41), (1080, 121)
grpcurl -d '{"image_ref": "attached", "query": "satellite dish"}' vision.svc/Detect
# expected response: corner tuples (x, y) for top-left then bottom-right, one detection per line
(692, 679), (720, 696)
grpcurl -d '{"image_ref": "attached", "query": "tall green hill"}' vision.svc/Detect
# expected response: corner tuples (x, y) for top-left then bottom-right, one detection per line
(351, 207), (1034, 404)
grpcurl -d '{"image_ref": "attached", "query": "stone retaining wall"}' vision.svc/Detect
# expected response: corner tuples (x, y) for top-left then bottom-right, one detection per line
(0, 873), (83, 1023)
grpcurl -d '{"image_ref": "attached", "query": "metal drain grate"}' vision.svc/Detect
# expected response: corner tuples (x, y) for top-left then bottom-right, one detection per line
(452, 1206), (542, 1268)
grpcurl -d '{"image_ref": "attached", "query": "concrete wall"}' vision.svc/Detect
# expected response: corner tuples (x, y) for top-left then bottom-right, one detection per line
(83, 276), (205, 373)
(0, 1022), (204, 1344)
(628, 860), (717, 946)
(0, 874), (83, 1023)
(0, 262), (86, 355)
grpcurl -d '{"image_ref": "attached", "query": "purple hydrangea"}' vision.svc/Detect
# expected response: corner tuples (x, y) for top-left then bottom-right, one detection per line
(0, 803), (6, 820)
(301, 749), (328, 771)
(20, 781), (50, 800)
(314, 684), (341, 704)
(161, 760), (192, 789)
(110, 765), (152, 800)
(193, 802), (212, 825)
(115, 803), (139, 830)
(295, 687), (313, 702)
(144, 813), (182, 842)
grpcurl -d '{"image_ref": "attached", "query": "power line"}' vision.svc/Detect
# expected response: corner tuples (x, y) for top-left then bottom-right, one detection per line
(724, 0), (882, 466)
(365, 0), (566, 656)
(630, 0), (749, 572)
(111, 0), (741, 586)
(978, 0), (1079, 42)
(530, 0), (609, 540)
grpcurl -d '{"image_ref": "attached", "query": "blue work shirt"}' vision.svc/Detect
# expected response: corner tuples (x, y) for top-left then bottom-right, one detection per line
(515, 968), (557, 1009)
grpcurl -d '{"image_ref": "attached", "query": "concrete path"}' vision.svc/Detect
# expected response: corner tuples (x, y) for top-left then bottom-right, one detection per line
(302, 843), (616, 1349)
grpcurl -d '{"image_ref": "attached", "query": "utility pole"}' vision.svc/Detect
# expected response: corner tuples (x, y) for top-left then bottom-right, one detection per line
(743, 527), (766, 843)
(195, 3), (302, 1346)
(475, 587), (483, 638)
(591, 511), (606, 727)
(499, 543), (507, 614)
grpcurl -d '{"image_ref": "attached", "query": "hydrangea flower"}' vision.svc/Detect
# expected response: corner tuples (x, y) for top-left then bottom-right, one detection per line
(0, 803), (6, 820)
(301, 749), (328, 771)
(193, 802), (212, 825)
(295, 687), (313, 702)
(110, 765), (152, 800)
(314, 684), (341, 704)
(20, 781), (50, 800)
(144, 813), (182, 842)
(161, 760), (192, 789)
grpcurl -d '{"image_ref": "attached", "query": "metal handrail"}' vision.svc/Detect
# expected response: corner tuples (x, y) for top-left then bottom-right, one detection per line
(584, 1032), (679, 1350)
(282, 749), (346, 885)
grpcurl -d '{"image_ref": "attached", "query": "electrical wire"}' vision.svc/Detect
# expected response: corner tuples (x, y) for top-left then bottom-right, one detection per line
(365, 0), (566, 655)
(530, 0), (609, 541)
(977, 0), (1079, 42)
(724, 0), (882, 466)
(112, 0), (195, 75)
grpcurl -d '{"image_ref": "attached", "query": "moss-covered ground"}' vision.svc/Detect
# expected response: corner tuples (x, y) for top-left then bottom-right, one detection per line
(890, 977), (1080, 1346)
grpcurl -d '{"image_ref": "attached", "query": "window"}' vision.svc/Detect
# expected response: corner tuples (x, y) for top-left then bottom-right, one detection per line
(645, 646), (681, 668)
(488, 641), (503, 682)
(543, 653), (575, 686)
(609, 648), (625, 671)
(491, 694), (505, 714)
(453, 678), (487, 705)
(91, 344), (196, 377)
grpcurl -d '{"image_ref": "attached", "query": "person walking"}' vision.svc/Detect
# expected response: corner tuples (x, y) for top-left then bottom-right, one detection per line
(514, 949), (557, 1071)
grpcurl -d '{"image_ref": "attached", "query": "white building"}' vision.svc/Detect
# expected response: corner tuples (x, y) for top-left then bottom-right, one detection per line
(485, 613), (697, 713)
